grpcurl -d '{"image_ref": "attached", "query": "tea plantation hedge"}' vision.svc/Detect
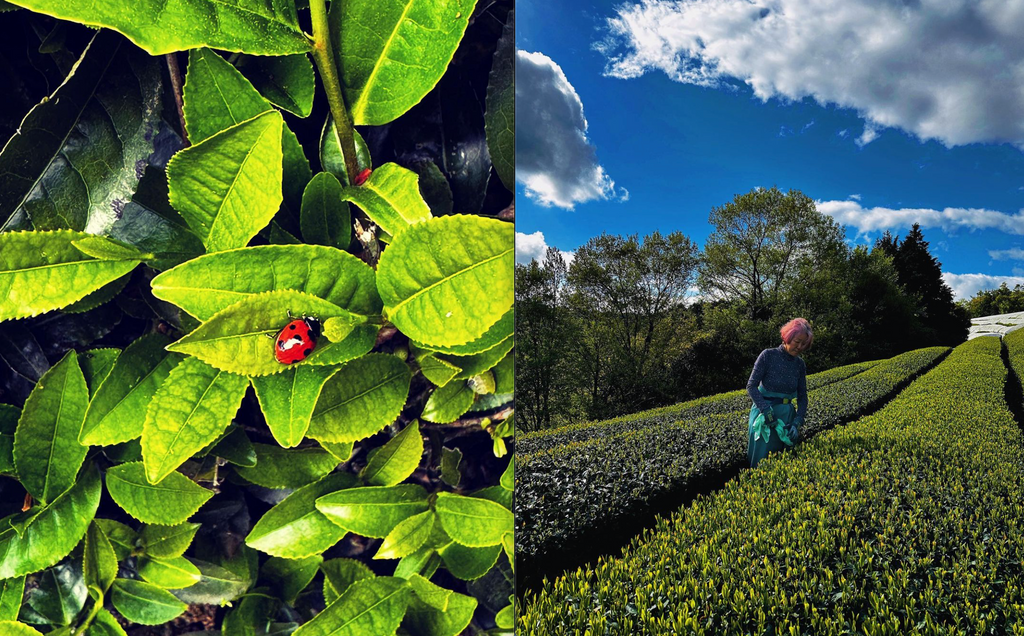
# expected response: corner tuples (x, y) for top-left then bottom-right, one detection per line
(516, 347), (947, 580)
(518, 358), (882, 456)
(521, 337), (1024, 635)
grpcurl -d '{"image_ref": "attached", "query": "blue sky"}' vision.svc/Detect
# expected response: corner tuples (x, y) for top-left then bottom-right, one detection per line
(514, 0), (1024, 300)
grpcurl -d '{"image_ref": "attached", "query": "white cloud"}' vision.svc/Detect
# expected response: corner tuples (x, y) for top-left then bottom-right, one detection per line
(817, 199), (1024, 235)
(848, 194), (861, 201)
(515, 231), (575, 267)
(943, 273), (1024, 300)
(856, 124), (880, 147)
(989, 248), (1024, 260)
(516, 51), (625, 209)
(598, 0), (1024, 148)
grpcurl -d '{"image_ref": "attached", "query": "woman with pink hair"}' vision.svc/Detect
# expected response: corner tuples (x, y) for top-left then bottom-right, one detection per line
(746, 318), (813, 468)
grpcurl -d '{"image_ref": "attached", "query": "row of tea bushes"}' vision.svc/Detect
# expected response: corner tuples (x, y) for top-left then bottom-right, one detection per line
(518, 358), (883, 457)
(515, 347), (947, 575)
(1005, 328), (1024, 394)
(521, 337), (1024, 636)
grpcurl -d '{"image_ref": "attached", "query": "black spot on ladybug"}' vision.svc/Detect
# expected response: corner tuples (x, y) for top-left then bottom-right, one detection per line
(304, 348), (312, 356)
(289, 324), (296, 330)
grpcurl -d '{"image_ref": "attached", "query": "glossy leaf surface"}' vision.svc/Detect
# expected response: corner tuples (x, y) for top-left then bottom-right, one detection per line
(301, 172), (351, 249)
(142, 357), (248, 483)
(316, 484), (429, 538)
(361, 421), (423, 487)
(484, 9), (515, 190)
(13, 350), (88, 504)
(106, 462), (212, 525)
(434, 492), (511, 547)
(376, 215), (513, 347)
(292, 576), (409, 636)
(235, 443), (339, 489)
(111, 578), (187, 625)
(251, 365), (338, 448)
(338, 163), (431, 238)
(308, 354), (411, 443)
(246, 473), (357, 559)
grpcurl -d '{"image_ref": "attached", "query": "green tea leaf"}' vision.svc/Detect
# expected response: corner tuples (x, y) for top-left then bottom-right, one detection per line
(235, 443), (338, 489)
(339, 163), (431, 239)
(105, 462), (212, 525)
(171, 559), (248, 605)
(320, 118), (371, 185)
(222, 587), (278, 636)
(87, 609), (128, 636)
(13, 349), (88, 504)
(141, 357), (248, 483)
(316, 484), (429, 538)
(0, 621), (43, 635)
(168, 290), (369, 377)
(406, 573), (450, 611)
(408, 160), (453, 217)
(416, 309), (513, 356)
(421, 382), (474, 424)
(321, 559), (374, 606)
(375, 511), (434, 560)
(323, 314), (369, 343)
(440, 334), (513, 380)
(292, 576), (409, 636)
(209, 425), (257, 466)
(500, 457), (513, 491)
(331, 0), (475, 125)
(377, 215), (513, 347)
(84, 522), (117, 594)
(361, 421), (423, 486)
(72, 237), (147, 261)
(260, 555), (321, 604)
(0, 231), (140, 321)
(301, 172), (351, 249)
(110, 578), (186, 625)
(140, 523), (200, 558)
(405, 585), (477, 636)
(138, 556), (201, 589)
(0, 30), (165, 234)
(440, 448), (462, 488)
(321, 440), (355, 463)
(182, 48), (310, 227)
(484, 9), (514, 190)
(0, 405), (17, 475)
(417, 354), (460, 388)
(0, 463), (101, 578)
(239, 54), (316, 117)
(438, 542), (500, 581)
(434, 493), (511, 548)
(5, 0), (311, 56)
(80, 334), (185, 446)
(246, 473), (357, 559)
(95, 520), (137, 561)
(63, 273), (131, 314)
(166, 111), (284, 253)
(23, 561), (86, 626)
(78, 348), (120, 398)
(394, 546), (442, 581)
(308, 354), (412, 443)
(0, 576), (24, 620)
(251, 365), (338, 448)
(495, 603), (513, 629)
(492, 351), (513, 395)
(151, 244), (381, 321)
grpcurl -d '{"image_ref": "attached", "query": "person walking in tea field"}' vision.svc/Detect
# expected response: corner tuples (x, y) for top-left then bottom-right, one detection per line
(746, 318), (812, 468)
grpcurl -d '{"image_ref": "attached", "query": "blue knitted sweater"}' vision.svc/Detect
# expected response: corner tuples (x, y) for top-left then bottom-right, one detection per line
(746, 344), (808, 420)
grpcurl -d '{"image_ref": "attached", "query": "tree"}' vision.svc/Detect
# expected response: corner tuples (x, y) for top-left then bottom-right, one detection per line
(567, 231), (700, 416)
(960, 282), (1024, 318)
(699, 187), (846, 321)
(515, 248), (573, 431)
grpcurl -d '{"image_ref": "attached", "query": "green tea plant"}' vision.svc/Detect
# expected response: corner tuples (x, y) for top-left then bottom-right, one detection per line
(522, 337), (1024, 635)
(0, 1), (514, 634)
(516, 347), (947, 585)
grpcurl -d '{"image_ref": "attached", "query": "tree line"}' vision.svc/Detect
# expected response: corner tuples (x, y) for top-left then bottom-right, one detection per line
(516, 187), (971, 432)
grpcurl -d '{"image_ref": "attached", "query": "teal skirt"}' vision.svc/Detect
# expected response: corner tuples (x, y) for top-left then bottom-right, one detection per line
(747, 387), (797, 469)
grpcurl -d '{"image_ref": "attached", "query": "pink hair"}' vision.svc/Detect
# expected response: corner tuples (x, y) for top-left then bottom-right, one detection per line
(781, 318), (813, 345)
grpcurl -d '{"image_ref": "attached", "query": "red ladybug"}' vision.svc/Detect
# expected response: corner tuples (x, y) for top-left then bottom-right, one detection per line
(275, 317), (320, 364)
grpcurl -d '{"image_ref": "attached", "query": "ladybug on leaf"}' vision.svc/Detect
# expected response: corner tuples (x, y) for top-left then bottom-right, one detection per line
(274, 314), (321, 364)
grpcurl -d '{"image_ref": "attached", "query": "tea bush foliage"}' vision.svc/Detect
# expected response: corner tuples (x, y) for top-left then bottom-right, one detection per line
(522, 337), (1024, 635)
(0, 0), (514, 634)
(516, 347), (947, 573)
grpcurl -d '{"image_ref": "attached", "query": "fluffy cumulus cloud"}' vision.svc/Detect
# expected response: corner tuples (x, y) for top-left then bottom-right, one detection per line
(943, 273), (1024, 300)
(816, 200), (1024, 236)
(515, 231), (575, 267)
(597, 0), (1024, 148)
(516, 51), (626, 209)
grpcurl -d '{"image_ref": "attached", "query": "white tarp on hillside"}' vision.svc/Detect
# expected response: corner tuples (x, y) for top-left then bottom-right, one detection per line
(969, 311), (1024, 339)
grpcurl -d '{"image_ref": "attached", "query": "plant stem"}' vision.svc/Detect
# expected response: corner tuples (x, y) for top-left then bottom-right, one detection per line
(308, 0), (360, 185)
(72, 593), (104, 636)
(165, 53), (189, 147)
